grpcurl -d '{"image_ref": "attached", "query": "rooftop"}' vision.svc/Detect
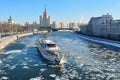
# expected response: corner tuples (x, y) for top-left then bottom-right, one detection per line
(42, 39), (56, 44)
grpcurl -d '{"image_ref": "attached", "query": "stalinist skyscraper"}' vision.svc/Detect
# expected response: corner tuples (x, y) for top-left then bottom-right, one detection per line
(40, 6), (50, 27)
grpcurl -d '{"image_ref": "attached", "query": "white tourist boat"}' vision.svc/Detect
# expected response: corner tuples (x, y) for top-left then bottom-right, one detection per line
(37, 39), (63, 65)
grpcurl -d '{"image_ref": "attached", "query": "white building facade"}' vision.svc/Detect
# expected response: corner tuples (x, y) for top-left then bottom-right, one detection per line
(88, 13), (113, 36)
(83, 13), (120, 40)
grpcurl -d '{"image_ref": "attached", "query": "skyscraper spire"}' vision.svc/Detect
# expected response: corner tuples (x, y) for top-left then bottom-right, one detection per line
(44, 4), (48, 18)
(45, 4), (46, 12)
(40, 4), (50, 27)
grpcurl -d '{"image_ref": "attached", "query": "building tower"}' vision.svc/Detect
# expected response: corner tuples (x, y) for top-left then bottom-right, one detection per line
(40, 5), (50, 27)
(40, 16), (42, 27)
(8, 16), (14, 24)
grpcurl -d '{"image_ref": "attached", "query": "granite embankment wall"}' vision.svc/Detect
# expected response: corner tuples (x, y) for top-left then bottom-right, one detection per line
(0, 33), (33, 50)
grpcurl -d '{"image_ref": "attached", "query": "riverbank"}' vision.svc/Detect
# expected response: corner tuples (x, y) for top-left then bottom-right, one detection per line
(75, 32), (120, 48)
(0, 33), (33, 50)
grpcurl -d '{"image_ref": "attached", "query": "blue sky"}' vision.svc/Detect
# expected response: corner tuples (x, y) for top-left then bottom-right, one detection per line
(0, 0), (120, 24)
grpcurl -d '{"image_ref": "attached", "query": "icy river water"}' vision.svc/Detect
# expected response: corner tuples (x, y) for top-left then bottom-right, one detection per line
(0, 31), (120, 80)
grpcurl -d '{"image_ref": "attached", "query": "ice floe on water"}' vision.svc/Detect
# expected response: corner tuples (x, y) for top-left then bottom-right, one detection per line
(7, 55), (14, 60)
(22, 47), (28, 54)
(0, 70), (6, 75)
(25, 57), (29, 60)
(3, 50), (23, 54)
(4, 64), (10, 68)
(23, 66), (29, 69)
(40, 68), (46, 73)
(21, 62), (27, 66)
(28, 59), (33, 63)
(55, 76), (61, 80)
(21, 62), (29, 70)
(9, 65), (16, 70)
(0, 60), (2, 64)
(0, 32), (120, 80)
(49, 74), (56, 78)
(34, 64), (39, 66)
(0, 76), (9, 80)
(30, 76), (43, 80)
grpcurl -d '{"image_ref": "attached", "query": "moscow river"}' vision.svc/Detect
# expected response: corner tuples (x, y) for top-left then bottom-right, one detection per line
(0, 31), (120, 80)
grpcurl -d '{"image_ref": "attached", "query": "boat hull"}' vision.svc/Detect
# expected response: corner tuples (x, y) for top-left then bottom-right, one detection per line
(37, 43), (62, 64)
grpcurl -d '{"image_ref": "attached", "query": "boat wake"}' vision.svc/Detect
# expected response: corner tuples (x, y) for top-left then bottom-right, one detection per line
(47, 56), (67, 68)
(60, 56), (67, 64)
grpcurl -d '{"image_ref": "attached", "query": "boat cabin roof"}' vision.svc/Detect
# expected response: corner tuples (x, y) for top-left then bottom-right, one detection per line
(42, 39), (56, 45)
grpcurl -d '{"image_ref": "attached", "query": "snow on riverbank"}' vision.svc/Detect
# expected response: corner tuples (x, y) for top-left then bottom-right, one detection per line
(78, 35), (120, 48)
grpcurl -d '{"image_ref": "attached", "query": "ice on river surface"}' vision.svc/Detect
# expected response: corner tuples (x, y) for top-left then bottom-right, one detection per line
(0, 32), (120, 80)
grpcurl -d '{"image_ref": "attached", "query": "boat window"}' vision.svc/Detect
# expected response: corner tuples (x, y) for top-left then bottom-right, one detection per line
(46, 50), (54, 55)
(47, 44), (56, 47)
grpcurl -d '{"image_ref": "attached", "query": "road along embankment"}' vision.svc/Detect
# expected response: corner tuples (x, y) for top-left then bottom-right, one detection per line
(0, 33), (33, 50)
